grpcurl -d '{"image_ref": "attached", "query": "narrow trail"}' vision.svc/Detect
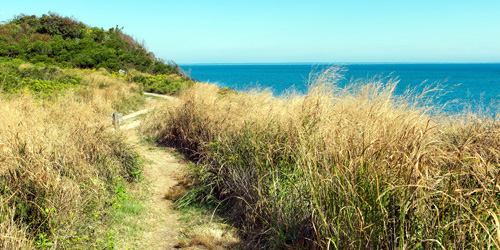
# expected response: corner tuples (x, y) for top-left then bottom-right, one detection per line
(115, 93), (237, 250)
(119, 94), (188, 249)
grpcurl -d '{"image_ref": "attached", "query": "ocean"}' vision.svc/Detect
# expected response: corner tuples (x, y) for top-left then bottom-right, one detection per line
(180, 63), (500, 115)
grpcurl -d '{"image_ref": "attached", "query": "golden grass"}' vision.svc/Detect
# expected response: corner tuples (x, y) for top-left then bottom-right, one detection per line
(0, 70), (144, 248)
(0, 203), (33, 249)
(165, 173), (195, 202)
(144, 67), (500, 249)
(177, 223), (240, 250)
(76, 70), (145, 113)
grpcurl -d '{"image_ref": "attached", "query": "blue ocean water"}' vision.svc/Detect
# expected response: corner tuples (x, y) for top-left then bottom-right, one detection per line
(180, 64), (500, 114)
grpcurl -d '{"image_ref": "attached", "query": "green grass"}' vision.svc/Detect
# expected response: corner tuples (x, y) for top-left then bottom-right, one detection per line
(100, 195), (149, 249)
(0, 60), (81, 97)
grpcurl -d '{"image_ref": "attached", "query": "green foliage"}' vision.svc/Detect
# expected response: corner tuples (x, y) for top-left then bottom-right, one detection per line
(0, 13), (180, 75)
(112, 138), (144, 182)
(0, 60), (81, 97)
(12, 13), (86, 39)
(35, 233), (54, 248)
(132, 74), (193, 95)
(0, 13), (191, 96)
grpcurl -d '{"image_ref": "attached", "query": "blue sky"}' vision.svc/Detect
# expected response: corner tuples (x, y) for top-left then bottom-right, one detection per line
(1, 0), (499, 64)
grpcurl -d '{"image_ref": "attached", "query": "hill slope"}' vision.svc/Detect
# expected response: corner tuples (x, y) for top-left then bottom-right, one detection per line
(0, 13), (193, 96)
(0, 13), (192, 249)
(0, 13), (178, 75)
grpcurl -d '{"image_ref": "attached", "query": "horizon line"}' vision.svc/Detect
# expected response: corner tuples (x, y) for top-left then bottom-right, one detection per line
(179, 62), (500, 66)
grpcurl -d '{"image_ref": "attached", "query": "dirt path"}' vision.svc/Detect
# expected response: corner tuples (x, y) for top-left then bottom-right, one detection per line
(116, 94), (238, 250)
(120, 96), (186, 249)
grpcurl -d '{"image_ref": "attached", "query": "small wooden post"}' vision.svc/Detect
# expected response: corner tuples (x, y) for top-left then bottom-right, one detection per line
(112, 112), (123, 130)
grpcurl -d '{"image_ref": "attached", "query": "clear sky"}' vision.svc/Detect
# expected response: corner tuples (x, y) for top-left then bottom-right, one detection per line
(1, 0), (499, 64)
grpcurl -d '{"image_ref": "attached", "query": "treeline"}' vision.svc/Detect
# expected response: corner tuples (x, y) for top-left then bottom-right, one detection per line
(0, 13), (178, 75)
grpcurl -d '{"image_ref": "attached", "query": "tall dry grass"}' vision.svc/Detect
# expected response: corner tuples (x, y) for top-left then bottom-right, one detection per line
(143, 67), (500, 249)
(73, 69), (145, 114)
(0, 70), (144, 248)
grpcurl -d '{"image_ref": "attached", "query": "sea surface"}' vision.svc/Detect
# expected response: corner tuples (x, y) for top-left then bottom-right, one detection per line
(180, 63), (500, 115)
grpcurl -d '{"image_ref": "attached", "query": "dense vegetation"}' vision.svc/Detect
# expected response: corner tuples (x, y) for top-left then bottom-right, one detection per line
(0, 13), (178, 74)
(0, 58), (81, 97)
(0, 12), (192, 249)
(0, 13), (193, 96)
(0, 65), (146, 249)
(144, 68), (500, 249)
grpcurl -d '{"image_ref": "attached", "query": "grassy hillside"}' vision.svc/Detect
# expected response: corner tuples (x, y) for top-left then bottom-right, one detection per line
(0, 12), (193, 249)
(1, 13), (172, 74)
(143, 67), (500, 249)
(0, 13), (193, 96)
(0, 67), (145, 249)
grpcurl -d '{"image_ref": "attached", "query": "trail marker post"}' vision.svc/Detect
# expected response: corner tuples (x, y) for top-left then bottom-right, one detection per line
(112, 112), (123, 130)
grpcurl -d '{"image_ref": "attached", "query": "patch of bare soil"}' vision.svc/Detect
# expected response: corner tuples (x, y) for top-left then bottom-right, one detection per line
(121, 104), (184, 249)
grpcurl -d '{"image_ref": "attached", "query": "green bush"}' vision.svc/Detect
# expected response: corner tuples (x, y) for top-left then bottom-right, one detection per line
(0, 61), (81, 97)
(130, 74), (192, 95)
(0, 13), (181, 75)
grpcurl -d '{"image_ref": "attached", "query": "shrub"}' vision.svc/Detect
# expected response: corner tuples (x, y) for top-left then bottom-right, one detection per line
(131, 74), (192, 95)
(0, 61), (81, 97)
(13, 13), (87, 39)
(0, 13), (180, 75)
